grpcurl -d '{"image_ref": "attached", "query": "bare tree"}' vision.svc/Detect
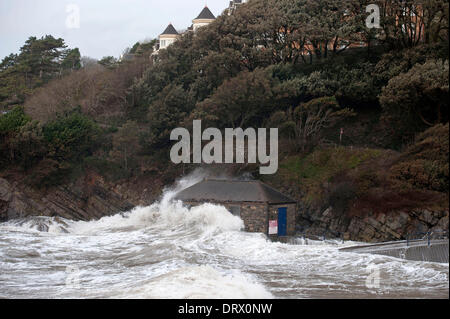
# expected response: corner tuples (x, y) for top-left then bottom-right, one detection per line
(272, 96), (355, 151)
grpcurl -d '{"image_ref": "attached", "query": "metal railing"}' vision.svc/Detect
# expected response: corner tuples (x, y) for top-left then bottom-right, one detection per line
(296, 229), (449, 246)
(406, 230), (449, 247)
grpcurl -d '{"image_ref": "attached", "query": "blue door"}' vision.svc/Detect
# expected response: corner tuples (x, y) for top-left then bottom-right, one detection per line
(277, 207), (287, 236)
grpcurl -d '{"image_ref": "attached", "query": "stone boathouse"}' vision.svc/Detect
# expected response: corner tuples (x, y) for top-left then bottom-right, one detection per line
(174, 179), (297, 237)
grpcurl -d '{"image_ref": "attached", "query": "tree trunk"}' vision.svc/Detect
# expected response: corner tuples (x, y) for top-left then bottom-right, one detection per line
(124, 147), (128, 171)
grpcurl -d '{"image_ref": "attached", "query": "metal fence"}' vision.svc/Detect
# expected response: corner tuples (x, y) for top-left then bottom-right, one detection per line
(296, 229), (449, 245)
(406, 230), (449, 247)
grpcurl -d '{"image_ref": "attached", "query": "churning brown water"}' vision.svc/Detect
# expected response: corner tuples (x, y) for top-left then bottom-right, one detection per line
(0, 176), (448, 299)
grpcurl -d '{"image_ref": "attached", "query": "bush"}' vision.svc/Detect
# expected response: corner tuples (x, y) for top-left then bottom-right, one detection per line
(10, 121), (46, 170)
(0, 106), (31, 167)
(83, 157), (131, 181)
(278, 147), (382, 204)
(328, 181), (357, 215)
(26, 159), (72, 188)
(43, 109), (100, 162)
(380, 59), (449, 144)
(269, 96), (355, 152)
(0, 106), (30, 135)
(14, 109), (103, 186)
(391, 123), (449, 192)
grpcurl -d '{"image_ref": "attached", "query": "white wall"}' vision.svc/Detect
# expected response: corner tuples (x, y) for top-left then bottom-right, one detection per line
(159, 37), (176, 49)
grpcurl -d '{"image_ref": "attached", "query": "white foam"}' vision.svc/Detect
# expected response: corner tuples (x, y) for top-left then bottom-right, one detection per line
(118, 265), (273, 299)
(67, 201), (243, 235)
(0, 172), (448, 299)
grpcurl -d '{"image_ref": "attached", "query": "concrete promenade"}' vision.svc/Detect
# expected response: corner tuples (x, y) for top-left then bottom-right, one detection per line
(340, 239), (449, 263)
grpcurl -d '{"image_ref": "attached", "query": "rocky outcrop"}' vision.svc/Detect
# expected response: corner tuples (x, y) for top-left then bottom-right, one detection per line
(0, 178), (12, 221)
(2, 170), (447, 243)
(297, 204), (449, 242)
(268, 180), (448, 242)
(0, 173), (151, 222)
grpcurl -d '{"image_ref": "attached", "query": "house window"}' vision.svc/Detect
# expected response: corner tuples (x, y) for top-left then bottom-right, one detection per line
(160, 40), (166, 47)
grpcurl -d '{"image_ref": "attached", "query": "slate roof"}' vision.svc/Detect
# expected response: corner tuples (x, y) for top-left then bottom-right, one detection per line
(194, 6), (216, 20)
(174, 179), (296, 204)
(161, 23), (178, 35)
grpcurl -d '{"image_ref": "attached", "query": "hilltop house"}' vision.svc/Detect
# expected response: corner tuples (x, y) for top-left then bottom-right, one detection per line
(192, 6), (216, 32)
(155, 6), (216, 53)
(226, 0), (248, 15)
(174, 179), (297, 237)
(150, 1), (426, 59)
(159, 23), (179, 50)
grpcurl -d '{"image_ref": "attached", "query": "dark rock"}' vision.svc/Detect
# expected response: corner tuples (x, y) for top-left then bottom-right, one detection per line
(296, 199), (449, 243)
(0, 174), (139, 222)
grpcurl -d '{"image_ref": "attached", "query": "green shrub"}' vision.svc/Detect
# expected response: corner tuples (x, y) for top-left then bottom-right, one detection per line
(391, 123), (449, 192)
(10, 121), (46, 170)
(26, 159), (72, 188)
(379, 59), (449, 145)
(0, 106), (30, 135)
(17, 109), (102, 186)
(43, 109), (100, 162)
(0, 106), (31, 167)
(278, 147), (382, 204)
(328, 181), (357, 215)
(83, 156), (131, 181)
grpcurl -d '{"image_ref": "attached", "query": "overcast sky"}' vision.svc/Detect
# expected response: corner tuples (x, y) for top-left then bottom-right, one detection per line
(0, 0), (227, 60)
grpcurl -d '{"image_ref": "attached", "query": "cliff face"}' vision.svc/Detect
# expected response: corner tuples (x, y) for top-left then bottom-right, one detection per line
(0, 172), (163, 222)
(1, 170), (448, 243)
(296, 203), (449, 242)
